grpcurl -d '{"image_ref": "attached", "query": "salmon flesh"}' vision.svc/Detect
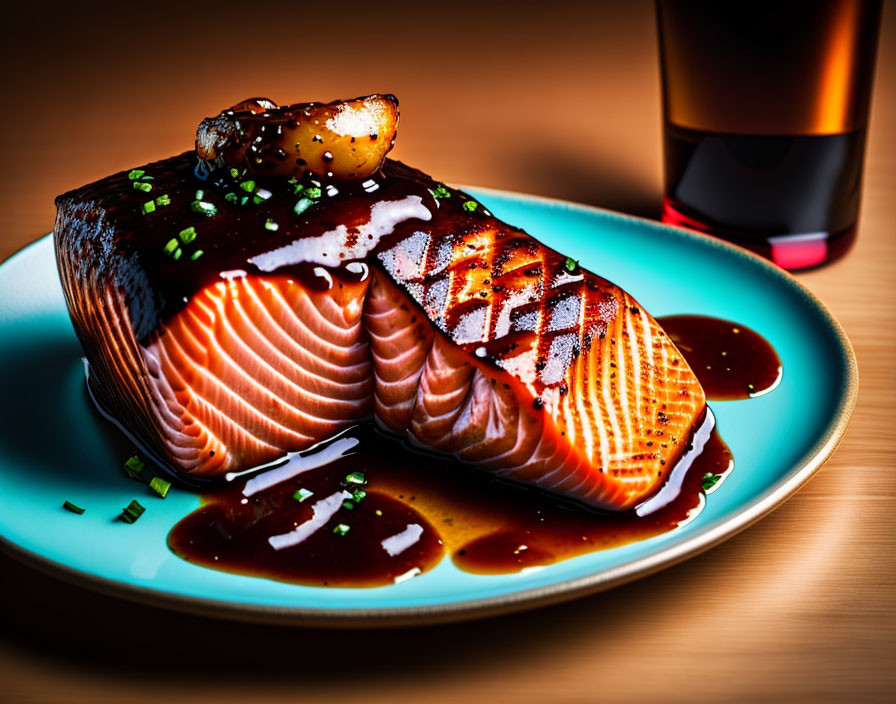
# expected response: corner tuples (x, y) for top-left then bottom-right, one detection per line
(54, 154), (705, 511)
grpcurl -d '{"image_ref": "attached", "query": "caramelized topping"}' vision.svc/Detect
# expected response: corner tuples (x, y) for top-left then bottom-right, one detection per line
(196, 95), (399, 180)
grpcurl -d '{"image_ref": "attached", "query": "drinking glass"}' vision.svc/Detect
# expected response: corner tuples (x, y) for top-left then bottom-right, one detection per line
(656, 0), (882, 270)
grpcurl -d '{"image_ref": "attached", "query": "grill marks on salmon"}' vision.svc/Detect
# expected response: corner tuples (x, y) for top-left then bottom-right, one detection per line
(55, 155), (705, 511)
(374, 217), (706, 508)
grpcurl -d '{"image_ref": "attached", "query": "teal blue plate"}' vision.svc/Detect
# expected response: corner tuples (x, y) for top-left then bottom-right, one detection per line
(0, 188), (857, 627)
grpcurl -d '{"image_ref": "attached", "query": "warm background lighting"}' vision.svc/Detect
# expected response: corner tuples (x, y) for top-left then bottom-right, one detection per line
(0, 2), (893, 702)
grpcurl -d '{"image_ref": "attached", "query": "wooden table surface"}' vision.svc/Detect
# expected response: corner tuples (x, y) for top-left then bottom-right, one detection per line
(1, 2), (893, 702)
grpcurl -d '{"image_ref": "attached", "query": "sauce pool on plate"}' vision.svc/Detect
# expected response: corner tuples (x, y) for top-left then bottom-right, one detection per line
(658, 315), (782, 400)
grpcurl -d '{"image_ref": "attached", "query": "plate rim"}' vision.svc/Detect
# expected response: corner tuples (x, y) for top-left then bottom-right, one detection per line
(0, 187), (859, 627)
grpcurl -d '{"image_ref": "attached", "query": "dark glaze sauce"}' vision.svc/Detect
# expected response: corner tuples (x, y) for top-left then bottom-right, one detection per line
(659, 315), (782, 400)
(56, 154), (444, 343)
(169, 413), (733, 587)
(56, 152), (632, 397)
(167, 436), (444, 587)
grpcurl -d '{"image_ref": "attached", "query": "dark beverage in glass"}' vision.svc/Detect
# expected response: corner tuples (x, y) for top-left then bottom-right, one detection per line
(656, 0), (882, 270)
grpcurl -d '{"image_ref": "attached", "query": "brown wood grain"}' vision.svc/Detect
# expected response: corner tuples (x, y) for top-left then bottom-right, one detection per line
(0, 2), (893, 702)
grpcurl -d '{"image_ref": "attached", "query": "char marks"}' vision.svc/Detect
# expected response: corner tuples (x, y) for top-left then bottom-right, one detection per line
(375, 215), (705, 508)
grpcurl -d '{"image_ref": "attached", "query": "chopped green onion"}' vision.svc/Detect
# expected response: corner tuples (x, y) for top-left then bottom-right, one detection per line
(292, 182), (305, 195)
(155, 194), (171, 207)
(264, 219), (279, 231)
(293, 488), (313, 502)
(119, 499), (146, 524)
(305, 187), (322, 200)
(702, 473), (722, 492)
(190, 249), (204, 261)
(149, 476), (171, 498)
(225, 192), (238, 203)
(230, 167), (241, 179)
(564, 257), (579, 273)
(141, 201), (156, 215)
(293, 198), (313, 216)
(62, 500), (85, 515)
(195, 189), (205, 199)
(342, 500), (355, 510)
(240, 196), (250, 206)
(344, 471), (366, 486)
(239, 180), (257, 193)
(164, 238), (180, 255)
(429, 185), (451, 200)
(462, 200), (478, 212)
(133, 181), (153, 193)
(352, 489), (367, 503)
(128, 169), (145, 180)
(123, 454), (145, 480)
(172, 247), (183, 260)
(178, 226), (197, 243)
(333, 523), (351, 536)
(190, 200), (217, 216)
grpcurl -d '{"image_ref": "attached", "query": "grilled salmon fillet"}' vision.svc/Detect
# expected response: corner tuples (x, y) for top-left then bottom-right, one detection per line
(55, 98), (706, 511)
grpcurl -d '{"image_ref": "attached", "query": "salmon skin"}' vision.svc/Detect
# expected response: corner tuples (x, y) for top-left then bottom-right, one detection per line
(55, 154), (705, 511)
